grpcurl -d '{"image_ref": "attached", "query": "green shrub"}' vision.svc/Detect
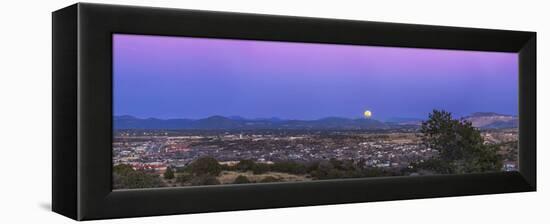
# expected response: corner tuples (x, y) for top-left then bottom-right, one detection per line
(163, 167), (175, 179)
(410, 159), (454, 174)
(190, 175), (221, 186)
(252, 163), (270, 174)
(233, 175), (251, 184)
(176, 173), (192, 183)
(113, 164), (134, 175)
(113, 164), (164, 189)
(309, 160), (334, 179)
(186, 157), (222, 176)
(271, 161), (307, 174)
(236, 159), (256, 171)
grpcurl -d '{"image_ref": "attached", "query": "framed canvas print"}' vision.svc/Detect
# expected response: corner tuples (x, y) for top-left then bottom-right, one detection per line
(52, 3), (536, 220)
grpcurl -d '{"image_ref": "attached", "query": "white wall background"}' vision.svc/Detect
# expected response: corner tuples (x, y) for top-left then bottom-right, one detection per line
(0, 0), (547, 223)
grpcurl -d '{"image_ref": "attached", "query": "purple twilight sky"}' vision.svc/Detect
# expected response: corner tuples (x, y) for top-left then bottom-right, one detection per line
(113, 34), (518, 120)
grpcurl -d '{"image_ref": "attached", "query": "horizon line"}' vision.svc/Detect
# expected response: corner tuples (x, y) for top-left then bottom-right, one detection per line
(113, 111), (517, 121)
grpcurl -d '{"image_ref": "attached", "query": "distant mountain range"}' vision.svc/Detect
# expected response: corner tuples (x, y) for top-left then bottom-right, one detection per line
(114, 115), (388, 130)
(114, 112), (518, 130)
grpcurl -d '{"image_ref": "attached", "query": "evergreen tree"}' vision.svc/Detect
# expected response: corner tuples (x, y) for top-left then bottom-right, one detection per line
(163, 167), (174, 179)
(420, 110), (502, 173)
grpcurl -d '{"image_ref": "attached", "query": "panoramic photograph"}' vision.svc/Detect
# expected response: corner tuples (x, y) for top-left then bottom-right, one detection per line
(112, 34), (519, 190)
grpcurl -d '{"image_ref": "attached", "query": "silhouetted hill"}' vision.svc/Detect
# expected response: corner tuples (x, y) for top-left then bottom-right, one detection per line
(114, 115), (388, 130)
(114, 112), (518, 130)
(194, 116), (245, 129)
(463, 112), (518, 129)
(469, 112), (505, 117)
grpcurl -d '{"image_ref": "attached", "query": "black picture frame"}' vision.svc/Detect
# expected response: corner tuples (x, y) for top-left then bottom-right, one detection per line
(52, 3), (536, 221)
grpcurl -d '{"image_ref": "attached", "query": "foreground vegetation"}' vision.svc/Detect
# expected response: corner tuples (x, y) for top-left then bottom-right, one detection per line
(113, 164), (165, 189)
(113, 157), (398, 189)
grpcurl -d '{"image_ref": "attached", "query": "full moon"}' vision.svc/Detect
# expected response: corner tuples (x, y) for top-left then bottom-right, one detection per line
(364, 110), (372, 118)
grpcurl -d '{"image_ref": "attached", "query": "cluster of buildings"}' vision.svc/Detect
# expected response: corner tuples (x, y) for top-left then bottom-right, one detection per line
(113, 128), (518, 173)
(115, 130), (431, 172)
